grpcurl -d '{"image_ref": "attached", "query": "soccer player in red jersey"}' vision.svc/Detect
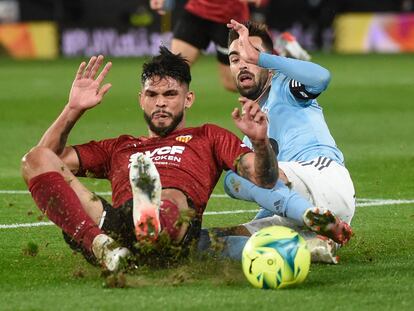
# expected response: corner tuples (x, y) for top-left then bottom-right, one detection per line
(21, 46), (277, 271)
(150, 0), (267, 91)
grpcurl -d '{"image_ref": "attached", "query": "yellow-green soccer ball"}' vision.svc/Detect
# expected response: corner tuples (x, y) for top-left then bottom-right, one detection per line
(242, 226), (311, 289)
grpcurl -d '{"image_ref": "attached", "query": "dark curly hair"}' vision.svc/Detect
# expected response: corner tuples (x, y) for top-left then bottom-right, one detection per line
(141, 46), (191, 86)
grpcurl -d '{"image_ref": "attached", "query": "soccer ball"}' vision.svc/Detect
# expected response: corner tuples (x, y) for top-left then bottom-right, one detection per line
(242, 226), (311, 289)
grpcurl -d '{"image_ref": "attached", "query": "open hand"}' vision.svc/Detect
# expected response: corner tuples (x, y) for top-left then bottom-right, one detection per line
(232, 97), (268, 143)
(68, 55), (112, 112)
(227, 19), (260, 64)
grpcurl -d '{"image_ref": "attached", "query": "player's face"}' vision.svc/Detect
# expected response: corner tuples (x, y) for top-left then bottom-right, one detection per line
(140, 76), (194, 137)
(228, 36), (271, 100)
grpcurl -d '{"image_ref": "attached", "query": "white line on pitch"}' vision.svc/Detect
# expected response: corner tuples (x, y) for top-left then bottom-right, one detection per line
(357, 199), (414, 207)
(1, 198), (413, 230)
(0, 190), (29, 194)
(0, 222), (54, 229)
(1, 189), (411, 203)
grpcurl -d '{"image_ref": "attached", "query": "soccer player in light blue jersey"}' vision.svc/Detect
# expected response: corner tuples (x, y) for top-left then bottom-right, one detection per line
(220, 20), (355, 250)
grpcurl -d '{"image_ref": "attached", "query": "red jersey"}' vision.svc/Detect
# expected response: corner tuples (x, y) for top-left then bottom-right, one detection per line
(74, 124), (251, 215)
(185, 0), (249, 24)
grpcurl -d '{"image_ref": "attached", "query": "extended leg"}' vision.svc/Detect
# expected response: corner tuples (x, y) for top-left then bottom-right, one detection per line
(129, 153), (194, 244)
(224, 171), (352, 244)
(224, 171), (311, 224)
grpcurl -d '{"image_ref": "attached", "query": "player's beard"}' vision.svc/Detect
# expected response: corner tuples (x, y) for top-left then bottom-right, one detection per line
(237, 70), (270, 100)
(144, 110), (184, 137)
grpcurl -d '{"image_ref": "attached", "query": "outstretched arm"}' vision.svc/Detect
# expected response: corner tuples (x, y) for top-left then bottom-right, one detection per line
(258, 53), (330, 94)
(232, 99), (277, 188)
(227, 19), (330, 94)
(37, 55), (112, 170)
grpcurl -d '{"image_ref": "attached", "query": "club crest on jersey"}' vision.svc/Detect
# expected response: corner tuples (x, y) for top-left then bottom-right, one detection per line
(175, 135), (193, 143)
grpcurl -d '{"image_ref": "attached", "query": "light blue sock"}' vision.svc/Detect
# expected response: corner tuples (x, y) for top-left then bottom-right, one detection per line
(254, 208), (275, 220)
(224, 171), (312, 224)
(221, 236), (249, 261)
(197, 229), (249, 261)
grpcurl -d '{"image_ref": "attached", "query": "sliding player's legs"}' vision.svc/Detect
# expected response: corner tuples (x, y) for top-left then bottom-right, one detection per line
(224, 171), (312, 225)
(224, 158), (355, 224)
(224, 162), (353, 244)
(21, 146), (130, 271)
(278, 159), (355, 224)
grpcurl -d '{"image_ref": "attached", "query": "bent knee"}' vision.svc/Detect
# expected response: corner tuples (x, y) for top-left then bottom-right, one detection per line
(22, 146), (54, 168)
(21, 147), (60, 183)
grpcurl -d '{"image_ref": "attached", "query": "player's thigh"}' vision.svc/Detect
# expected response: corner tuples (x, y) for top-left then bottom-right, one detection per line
(22, 147), (104, 224)
(171, 39), (200, 64)
(160, 188), (193, 242)
(278, 162), (313, 203)
(279, 160), (355, 224)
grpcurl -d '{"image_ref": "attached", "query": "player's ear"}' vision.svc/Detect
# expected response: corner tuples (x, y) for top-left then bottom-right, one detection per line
(184, 91), (195, 109)
(138, 91), (144, 110)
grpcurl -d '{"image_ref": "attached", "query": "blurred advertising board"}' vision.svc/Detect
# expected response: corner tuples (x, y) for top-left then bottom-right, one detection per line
(334, 13), (414, 53)
(61, 28), (172, 57)
(0, 22), (58, 58)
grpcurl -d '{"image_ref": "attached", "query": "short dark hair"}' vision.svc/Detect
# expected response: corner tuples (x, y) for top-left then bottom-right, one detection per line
(228, 21), (274, 52)
(141, 46), (191, 86)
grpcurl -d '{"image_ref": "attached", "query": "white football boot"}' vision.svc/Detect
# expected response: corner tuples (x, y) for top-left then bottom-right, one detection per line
(129, 153), (162, 241)
(274, 32), (311, 61)
(300, 231), (340, 264)
(242, 215), (341, 264)
(91, 234), (131, 272)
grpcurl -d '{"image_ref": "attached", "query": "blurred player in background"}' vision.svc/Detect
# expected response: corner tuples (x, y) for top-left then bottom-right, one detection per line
(220, 20), (355, 262)
(274, 31), (311, 61)
(150, 0), (266, 91)
(150, 0), (278, 91)
(21, 47), (279, 271)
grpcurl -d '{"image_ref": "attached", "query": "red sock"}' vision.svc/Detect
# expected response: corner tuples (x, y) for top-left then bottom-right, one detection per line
(159, 200), (181, 240)
(28, 171), (102, 251)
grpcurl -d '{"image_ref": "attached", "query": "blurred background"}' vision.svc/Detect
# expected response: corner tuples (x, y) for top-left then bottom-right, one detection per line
(1, 0), (414, 59)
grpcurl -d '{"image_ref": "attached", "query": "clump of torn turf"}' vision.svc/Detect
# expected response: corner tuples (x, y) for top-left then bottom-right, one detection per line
(72, 268), (86, 279)
(123, 253), (245, 288)
(102, 233), (245, 288)
(90, 192), (100, 202)
(22, 242), (39, 257)
(103, 272), (127, 288)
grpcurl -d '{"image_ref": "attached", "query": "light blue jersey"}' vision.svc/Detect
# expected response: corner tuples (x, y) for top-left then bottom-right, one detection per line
(242, 53), (344, 165)
(225, 52), (346, 224)
(222, 54), (350, 257)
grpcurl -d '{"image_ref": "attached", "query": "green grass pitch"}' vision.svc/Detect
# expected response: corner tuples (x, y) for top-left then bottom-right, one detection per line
(0, 54), (413, 310)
